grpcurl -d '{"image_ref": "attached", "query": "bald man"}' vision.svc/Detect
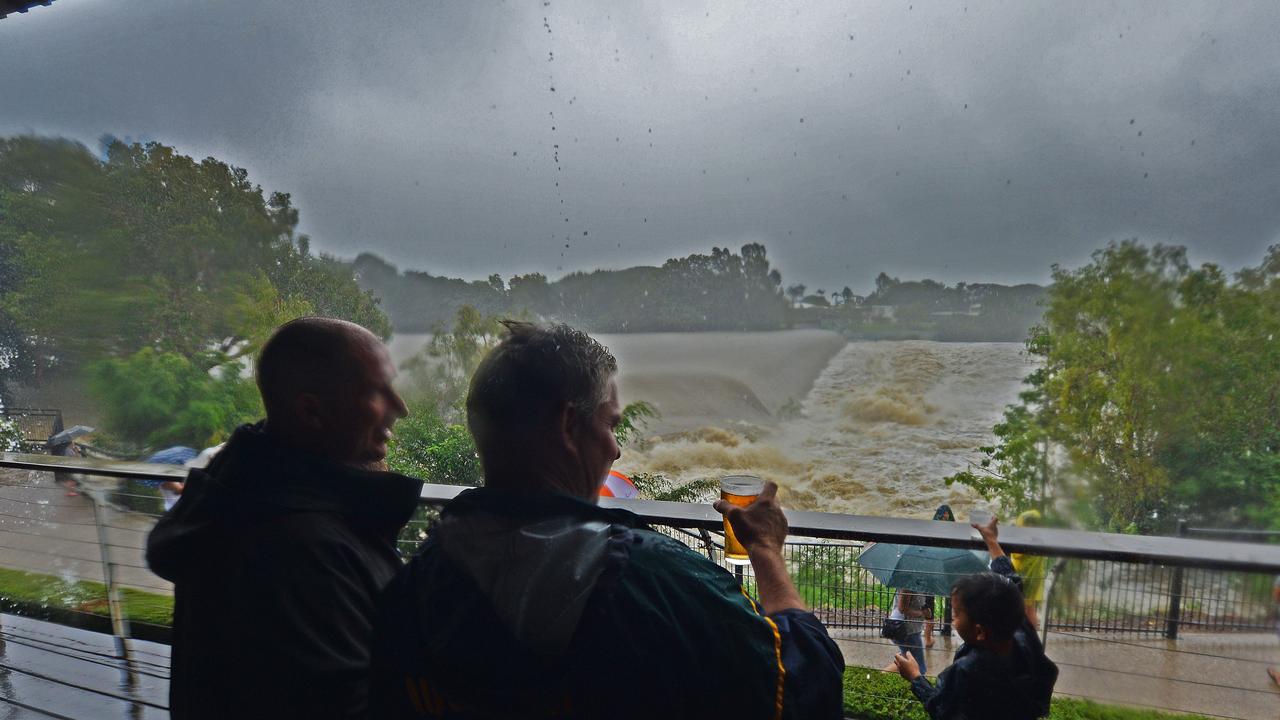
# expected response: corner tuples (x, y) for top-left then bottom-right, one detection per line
(147, 317), (421, 720)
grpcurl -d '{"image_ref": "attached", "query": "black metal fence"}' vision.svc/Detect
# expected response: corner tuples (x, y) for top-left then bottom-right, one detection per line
(399, 511), (1276, 638)
(0, 407), (63, 451)
(644, 527), (1274, 638)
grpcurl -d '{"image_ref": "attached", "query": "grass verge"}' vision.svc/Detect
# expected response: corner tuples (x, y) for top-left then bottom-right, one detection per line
(0, 565), (173, 627)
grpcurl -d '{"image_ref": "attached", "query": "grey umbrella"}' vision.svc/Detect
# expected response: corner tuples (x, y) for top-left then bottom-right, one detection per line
(856, 542), (991, 596)
(46, 425), (94, 447)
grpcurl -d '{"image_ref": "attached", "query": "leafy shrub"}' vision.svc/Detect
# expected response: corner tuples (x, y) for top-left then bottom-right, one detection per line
(0, 414), (23, 452)
(385, 404), (481, 487)
(88, 348), (261, 448)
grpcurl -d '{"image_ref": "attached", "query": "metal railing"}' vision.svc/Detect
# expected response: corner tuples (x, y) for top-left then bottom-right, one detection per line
(3, 452), (1280, 719)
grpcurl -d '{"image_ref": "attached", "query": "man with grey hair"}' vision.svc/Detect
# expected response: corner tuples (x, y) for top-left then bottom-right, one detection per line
(370, 321), (844, 719)
(148, 317), (421, 720)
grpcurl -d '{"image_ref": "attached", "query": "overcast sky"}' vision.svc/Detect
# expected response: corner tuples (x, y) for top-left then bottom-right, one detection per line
(2, 0), (1278, 294)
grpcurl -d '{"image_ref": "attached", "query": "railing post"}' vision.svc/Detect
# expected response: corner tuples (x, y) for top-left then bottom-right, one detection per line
(698, 528), (716, 562)
(1041, 558), (1067, 649)
(88, 481), (133, 663)
(1165, 519), (1187, 640)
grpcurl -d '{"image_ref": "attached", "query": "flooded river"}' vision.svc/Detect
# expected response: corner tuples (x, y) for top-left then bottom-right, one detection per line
(393, 332), (1036, 518)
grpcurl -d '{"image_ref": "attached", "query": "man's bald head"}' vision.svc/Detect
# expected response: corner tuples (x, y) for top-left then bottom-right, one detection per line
(256, 317), (376, 417)
(255, 317), (407, 466)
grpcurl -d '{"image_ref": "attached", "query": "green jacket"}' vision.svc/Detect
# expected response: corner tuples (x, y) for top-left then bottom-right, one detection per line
(370, 487), (844, 719)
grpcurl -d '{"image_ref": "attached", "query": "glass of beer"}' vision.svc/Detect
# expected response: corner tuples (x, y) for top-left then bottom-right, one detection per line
(720, 475), (764, 565)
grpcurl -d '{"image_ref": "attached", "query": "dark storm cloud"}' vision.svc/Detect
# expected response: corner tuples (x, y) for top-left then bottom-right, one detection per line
(2, 0), (1278, 293)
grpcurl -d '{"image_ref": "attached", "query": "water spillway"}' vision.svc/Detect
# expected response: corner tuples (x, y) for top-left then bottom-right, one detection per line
(619, 339), (1036, 518)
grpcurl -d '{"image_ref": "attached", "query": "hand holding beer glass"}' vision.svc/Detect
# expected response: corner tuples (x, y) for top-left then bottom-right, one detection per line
(714, 475), (788, 564)
(714, 476), (807, 614)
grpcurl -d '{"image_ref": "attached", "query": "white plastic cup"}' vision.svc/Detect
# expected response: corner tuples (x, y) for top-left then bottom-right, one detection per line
(969, 509), (993, 540)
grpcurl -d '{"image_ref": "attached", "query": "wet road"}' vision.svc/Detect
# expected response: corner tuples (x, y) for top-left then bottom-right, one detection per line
(0, 469), (171, 596)
(836, 627), (1280, 719)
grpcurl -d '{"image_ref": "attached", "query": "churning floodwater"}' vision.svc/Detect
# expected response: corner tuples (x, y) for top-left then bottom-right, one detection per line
(393, 332), (1036, 518)
(618, 339), (1036, 518)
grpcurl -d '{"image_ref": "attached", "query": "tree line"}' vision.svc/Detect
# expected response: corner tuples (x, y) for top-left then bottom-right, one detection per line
(351, 242), (789, 334)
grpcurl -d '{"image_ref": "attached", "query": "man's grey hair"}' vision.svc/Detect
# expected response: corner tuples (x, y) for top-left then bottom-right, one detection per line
(466, 321), (617, 467)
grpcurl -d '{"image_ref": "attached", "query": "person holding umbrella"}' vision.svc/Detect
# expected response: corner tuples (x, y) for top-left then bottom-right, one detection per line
(892, 516), (1059, 719)
(46, 425), (94, 497)
(857, 524), (989, 678)
(882, 588), (931, 675)
(923, 504), (956, 648)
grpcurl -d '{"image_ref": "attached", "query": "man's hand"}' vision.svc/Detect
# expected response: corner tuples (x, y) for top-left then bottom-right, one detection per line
(971, 515), (999, 543)
(892, 652), (921, 681)
(713, 481), (788, 556)
(972, 515), (1006, 560)
(713, 482), (804, 614)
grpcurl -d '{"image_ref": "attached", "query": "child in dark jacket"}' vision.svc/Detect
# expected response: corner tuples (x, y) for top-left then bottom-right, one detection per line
(892, 516), (1059, 719)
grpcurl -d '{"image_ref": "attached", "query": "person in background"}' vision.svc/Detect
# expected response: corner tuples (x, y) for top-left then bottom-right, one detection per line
(147, 317), (419, 720)
(1011, 510), (1047, 628)
(142, 446), (198, 512)
(924, 504), (956, 647)
(883, 588), (929, 676)
(48, 437), (83, 497)
(894, 516), (1059, 720)
(370, 321), (845, 719)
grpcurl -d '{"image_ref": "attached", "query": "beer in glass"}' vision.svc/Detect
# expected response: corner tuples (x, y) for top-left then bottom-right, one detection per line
(720, 475), (764, 565)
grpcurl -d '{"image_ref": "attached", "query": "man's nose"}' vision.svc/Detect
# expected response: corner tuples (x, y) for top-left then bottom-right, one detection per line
(391, 390), (409, 418)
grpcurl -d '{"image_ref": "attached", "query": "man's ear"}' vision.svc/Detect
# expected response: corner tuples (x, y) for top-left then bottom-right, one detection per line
(295, 393), (326, 430)
(972, 623), (988, 643)
(558, 402), (579, 458)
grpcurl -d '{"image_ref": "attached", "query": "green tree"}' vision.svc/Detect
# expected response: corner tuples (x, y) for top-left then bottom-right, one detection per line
(0, 415), (23, 452)
(400, 306), (506, 420)
(385, 405), (482, 487)
(0, 136), (388, 369)
(948, 242), (1280, 532)
(87, 348), (261, 448)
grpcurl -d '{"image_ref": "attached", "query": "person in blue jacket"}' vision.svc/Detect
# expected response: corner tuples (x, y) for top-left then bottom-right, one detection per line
(893, 516), (1059, 719)
(370, 321), (845, 719)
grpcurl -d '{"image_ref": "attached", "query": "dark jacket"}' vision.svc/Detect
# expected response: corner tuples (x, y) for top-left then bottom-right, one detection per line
(909, 556), (1059, 719)
(369, 487), (845, 720)
(147, 423), (423, 720)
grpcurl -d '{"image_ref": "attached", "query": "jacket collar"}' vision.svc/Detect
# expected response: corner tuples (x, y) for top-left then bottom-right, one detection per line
(214, 423), (423, 537)
(441, 485), (644, 528)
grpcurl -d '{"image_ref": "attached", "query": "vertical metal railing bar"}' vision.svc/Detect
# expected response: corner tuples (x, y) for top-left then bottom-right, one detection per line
(1166, 519), (1187, 639)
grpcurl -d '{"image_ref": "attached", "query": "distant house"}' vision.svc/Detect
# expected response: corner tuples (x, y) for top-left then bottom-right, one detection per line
(868, 305), (896, 321)
(930, 303), (983, 318)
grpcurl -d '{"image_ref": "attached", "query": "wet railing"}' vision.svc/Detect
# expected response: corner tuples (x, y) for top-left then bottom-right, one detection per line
(3, 452), (1280, 719)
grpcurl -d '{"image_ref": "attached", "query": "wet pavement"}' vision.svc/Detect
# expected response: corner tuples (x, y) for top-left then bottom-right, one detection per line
(0, 469), (171, 596)
(0, 613), (169, 719)
(835, 627), (1280, 719)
